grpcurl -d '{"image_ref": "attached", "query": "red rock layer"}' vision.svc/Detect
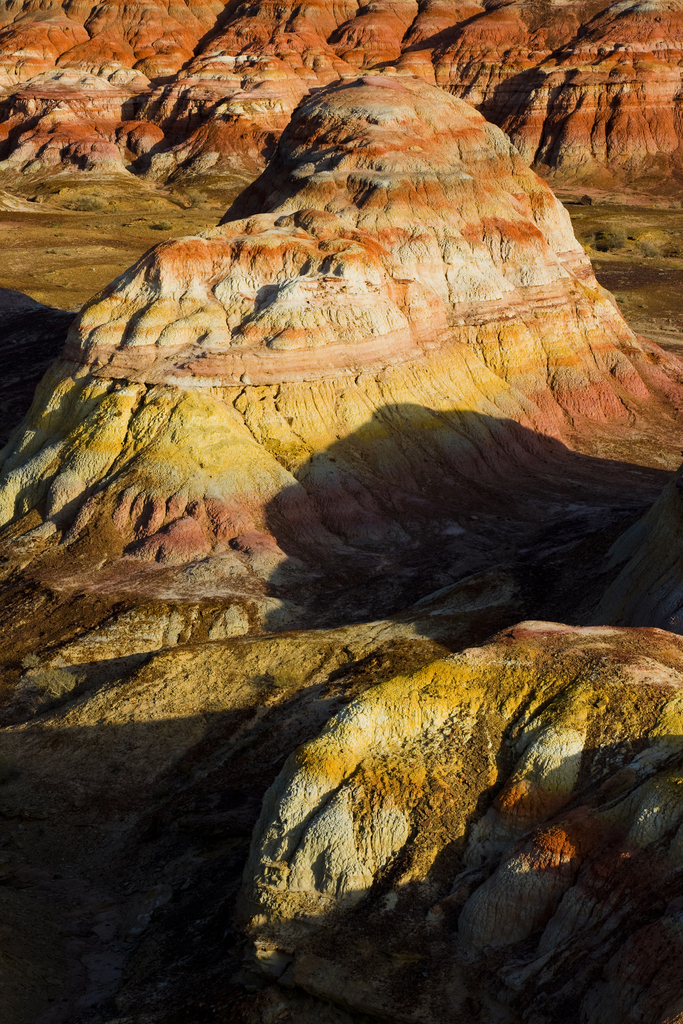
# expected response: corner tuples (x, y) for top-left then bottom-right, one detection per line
(486, 0), (683, 195)
(0, 76), (681, 609)
(66, 76), (680, 424)
(1, 0), (683, 194)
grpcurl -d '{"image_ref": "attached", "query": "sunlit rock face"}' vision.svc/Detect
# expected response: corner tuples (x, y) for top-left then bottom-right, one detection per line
(66, 76), (611, 388)
(242, 622), (683, 1024)
(0, 68), (152, 177)
(1, 0), (683, 194)
(481, 0), (683, 196)
(0, 76), (681, 625)
(56, 73), (683, 417)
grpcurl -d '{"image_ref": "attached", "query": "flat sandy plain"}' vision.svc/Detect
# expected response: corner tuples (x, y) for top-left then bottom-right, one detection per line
(564, 198), (683, 358)
(0, 176), (242, 310)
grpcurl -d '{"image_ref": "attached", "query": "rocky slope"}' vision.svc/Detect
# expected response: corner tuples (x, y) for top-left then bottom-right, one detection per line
(0, 51), (682, 1024)
(3, 615), (683, 1024)
(0, 76), (680, 658)
(1, 0), (683, 197)
(241, 621), (683, 1024)
(0, 576), (524, 1024)
(593, 463), (683, 631)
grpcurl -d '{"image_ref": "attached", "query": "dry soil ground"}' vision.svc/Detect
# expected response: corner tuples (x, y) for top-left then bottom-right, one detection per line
(0, 175), (245, 311)
(565, 199), (683, 358)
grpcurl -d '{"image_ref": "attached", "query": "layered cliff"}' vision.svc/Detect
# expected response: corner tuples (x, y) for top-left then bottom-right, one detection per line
(0, 77), (680, 646)
(1, 0), (683, 196)
(0, 38), (682, 1024)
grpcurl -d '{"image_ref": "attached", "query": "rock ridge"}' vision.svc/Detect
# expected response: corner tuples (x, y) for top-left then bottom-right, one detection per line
(241, 622), (683, 1024)
(1, 1), (683, 195)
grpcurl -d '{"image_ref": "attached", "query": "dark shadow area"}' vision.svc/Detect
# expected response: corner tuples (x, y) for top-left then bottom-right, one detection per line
(0, 401), (671, 690)
(178, 0), (250, 72)
(0, 632), (459, 1023)
(280, 725), (683, 1024)
(0, 288), (74, 445)
(262, 403), (671, 630)
(2, 661), (681, 1024)
(404, 7), (503, 59)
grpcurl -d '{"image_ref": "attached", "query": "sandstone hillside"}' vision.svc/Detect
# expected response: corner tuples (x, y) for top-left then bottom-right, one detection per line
(0, 0), (682, 198)
(2, 615), (683, 1024)
(0, 77), (680, 663)
(242, 622), (683, 1024)
(0, 59), (682, 1024)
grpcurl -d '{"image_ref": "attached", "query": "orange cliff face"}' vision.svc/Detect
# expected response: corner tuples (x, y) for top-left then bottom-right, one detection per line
(0, 77), (681, 629)
(484, 0), (683, 197)
(0, 0), (683, 196)
(66, 75), (681, 426)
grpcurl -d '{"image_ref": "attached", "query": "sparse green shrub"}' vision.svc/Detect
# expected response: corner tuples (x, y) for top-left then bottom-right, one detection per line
(21, 653), (41, 669)
(638, 240), (660, 257)
(32, 666), (78, 701)
(593, 228), (627, 252)
(149, 220), (173, 231)
(69, 195), (105, 212)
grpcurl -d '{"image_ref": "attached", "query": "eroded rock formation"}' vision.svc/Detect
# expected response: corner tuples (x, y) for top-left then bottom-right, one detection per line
(2, 597), (683, 1021)
(593, 463), (683, 631)
(0, 35), (681, 1024)
(0, 76), (680, 642)
(1, 0), (683, 195)
(242, 622), (683, 1024)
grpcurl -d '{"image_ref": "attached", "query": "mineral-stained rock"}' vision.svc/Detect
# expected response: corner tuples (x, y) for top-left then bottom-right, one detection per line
(1, 0), (683, 194)
(0, 76), (680, 634)
(484, 0), (683, 197)
(0, 551), (529, 1024)
(242, 621), (683, 1024)
(0, 68), (151, 177)
(1, 0), (683, 193)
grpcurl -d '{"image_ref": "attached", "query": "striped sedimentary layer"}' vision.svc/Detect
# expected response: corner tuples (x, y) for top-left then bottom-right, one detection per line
(0, 76), (680, 620)
(2, 1), (683, 195)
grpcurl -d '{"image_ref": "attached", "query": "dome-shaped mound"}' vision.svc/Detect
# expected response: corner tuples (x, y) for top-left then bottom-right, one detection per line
(0, 76), (681, 628)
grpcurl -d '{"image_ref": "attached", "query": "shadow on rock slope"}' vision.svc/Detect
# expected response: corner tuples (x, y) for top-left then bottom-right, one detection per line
(259, 402), (672, 631)
(0, 402), (671, 687)
(3, 621), (683, 1024)
(238, 622), (683, 1024)
(0, 597), (532, 1024)
(0, 288), (74, 444)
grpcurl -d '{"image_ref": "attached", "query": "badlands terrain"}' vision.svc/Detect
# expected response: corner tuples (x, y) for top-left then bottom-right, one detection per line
(2, 0), (683, 197)
(1, 6), (683, 1024)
